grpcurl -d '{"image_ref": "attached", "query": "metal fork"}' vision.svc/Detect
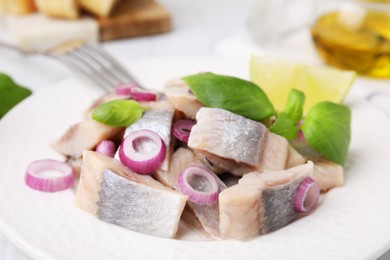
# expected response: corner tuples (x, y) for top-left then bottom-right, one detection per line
(0, 39), (138, 93)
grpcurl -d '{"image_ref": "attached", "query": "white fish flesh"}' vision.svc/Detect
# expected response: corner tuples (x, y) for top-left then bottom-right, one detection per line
(219, 162), (314, 240)
(188, 107), (289, 176)
(164, 79), (204, 119)
(286, 145), (306, 169)
(154, 147), (197, 189)
(312, 160), (344, 191)
(154, 147), (226, 238)
(52, 119), (123, 158)
(76, 151), (187, 238)
(121, 100), (175, 172)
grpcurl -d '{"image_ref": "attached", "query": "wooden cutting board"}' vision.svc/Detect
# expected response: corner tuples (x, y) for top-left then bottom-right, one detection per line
(98, 0), (171, 41)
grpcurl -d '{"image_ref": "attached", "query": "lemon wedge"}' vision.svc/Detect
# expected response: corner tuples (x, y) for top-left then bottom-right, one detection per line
(250, 56), (356, 113)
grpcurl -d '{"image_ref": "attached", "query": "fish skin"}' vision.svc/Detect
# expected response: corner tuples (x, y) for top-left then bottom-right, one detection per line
(261, 177), (304, 234)
(122, 100), (175, 172)
(98, 169), (186, 238)
(219, 162), (314, 240)
(164, 79), (204, 119)
(188, 107), (289, 176)
(189, 107), (267, 169)
(76, 151), (185, 222)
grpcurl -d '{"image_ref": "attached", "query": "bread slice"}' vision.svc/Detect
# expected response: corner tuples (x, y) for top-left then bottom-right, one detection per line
(0, 0), (7, 13)
(3, 0), (36, 15)
(79, 0), (122, 17)
(36, 0), (79, 19)
(98, 0), (171, 41)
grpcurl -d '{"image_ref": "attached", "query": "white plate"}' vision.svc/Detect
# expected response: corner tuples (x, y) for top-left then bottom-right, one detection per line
(1, 57), (390, 260)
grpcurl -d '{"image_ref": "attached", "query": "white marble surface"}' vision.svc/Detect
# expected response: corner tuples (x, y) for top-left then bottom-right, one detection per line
(0, 0), (390, 259)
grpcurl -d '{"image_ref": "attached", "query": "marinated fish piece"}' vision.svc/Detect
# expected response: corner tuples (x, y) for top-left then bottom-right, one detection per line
(218, 172), (241, 188)
(52, 119), (124, 158)
(98, 169), (186, 238)
(188, 107), (288, 176)
(122, 100), (174, 172)
(183, 167), (227, 238)
(154, 148), (226, 238)
(219, 162), (314, 240)
(259, 132), (289, 171)
(312, 159), (343, 191)
(154, 147), (197, 189)
(184, 197), (224, 239)
(76, 151), (187, 238)
(286, 145), (306, 169)
(164, 79), (204, 119)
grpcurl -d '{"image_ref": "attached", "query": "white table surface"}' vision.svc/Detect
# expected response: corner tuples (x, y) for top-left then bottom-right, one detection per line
(0, 0), (390, 259)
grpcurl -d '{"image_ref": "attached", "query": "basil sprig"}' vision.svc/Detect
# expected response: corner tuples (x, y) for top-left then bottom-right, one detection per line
(284, 89), (305, 124)
(269, 89), (304, 141)
(0, 73), (32, 118)
(269, 112), (298, 141)
(92, 100), (146, 127)
(301, 102), (351, 165)
(182, 72), (276, 121)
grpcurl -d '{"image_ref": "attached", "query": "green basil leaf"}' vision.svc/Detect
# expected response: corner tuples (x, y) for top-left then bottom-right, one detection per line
(92, 100), (146, 127)
(182, 72), (276, 121)
(0, 73), (32, 118)
(301, 101), (351, 165)
(284, 89), (305, 124)
(269, 112), (299, 141)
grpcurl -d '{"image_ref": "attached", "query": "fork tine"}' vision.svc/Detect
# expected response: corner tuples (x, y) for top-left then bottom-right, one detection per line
(84, 43), (138, 84)
(45, 39), (141, 93)
(55, 53), (114, 93)
(76, 46), (125, 85)
(68, 49), (120, 87)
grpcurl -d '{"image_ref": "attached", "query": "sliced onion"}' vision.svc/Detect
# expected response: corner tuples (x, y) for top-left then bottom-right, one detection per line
(177, 165), (219, 204)
(173, 119), (195, 143)
(119, 129), (166, 175)
(294, 177), (320, 213)
(25, 159), (74, 192)
(115, 82), (139, 96)
(131, 87), (158, 102)
(96, 140), (116, 157)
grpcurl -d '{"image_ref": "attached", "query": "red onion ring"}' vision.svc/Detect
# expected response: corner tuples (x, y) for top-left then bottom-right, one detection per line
(119, 129), (166, 175)
(173, 119), (195, 143)
(131, 87), (158, 102)
(294, 177), (320, 213)
(115, 82), (139, 96)
(96, 140), (116, 157)
(25, 159), (74, 192)
(177, 165), (219, 204)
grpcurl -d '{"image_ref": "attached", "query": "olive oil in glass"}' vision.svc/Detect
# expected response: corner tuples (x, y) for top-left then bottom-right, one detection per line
(311, 1), (390, 78)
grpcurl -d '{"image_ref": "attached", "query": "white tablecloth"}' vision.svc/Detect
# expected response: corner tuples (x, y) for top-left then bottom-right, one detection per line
(1, 0), (389, 259)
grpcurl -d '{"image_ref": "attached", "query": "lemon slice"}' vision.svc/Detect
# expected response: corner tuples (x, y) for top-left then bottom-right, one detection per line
(250, 56), (356, 113)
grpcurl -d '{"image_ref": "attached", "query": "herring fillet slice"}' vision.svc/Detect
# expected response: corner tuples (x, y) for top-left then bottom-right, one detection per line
(164, 79), (204, 119)
(98, 169), (185, 238)
(154, 147), (226, 238)
(188, 107), (288, 175)
(122, 100), (174, 172)
(219, 162), (314, 240)
(76, 151), (187, 238)
(52, 119), (123, 158)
